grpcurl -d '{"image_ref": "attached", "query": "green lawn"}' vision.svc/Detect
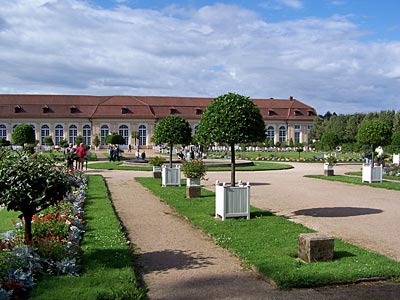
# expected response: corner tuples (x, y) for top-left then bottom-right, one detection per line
(0, 209), (20, 233)
(30, 175), (146, 300)
(345, 171), (400, 182)
(136, 177), (400, 289)
(305, 175), (400, 191)
(87, 161), (293, 171)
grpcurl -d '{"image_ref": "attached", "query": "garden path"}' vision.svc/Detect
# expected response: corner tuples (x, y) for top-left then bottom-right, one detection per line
(89, 166), (400, 300)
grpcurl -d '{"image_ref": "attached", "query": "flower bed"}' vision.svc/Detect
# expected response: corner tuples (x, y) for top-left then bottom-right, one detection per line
(0, 171), (87, 299)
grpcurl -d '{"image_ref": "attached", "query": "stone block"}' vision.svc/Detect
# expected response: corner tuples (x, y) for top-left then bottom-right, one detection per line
(186, 186), (201, 198)
(298, 233), (334, 263)
(324, 169), (334, 176)
(153, 171), (162, 179)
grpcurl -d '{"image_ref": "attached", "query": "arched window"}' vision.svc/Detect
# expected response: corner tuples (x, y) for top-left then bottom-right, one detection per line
(266, 126), (275, 141)
(294, 125), (301, 143)
(68, 125), (77, 145)
(55, 124), (64, 146)
(119, 125), (129, 145)
(41, 124), (50, 145)
(279, 126), (286, 143)
(138, 125), (147, 146)
(100, 125), (109, 145)
(83, 125), (92, 146)
(0, 124), (7, 140)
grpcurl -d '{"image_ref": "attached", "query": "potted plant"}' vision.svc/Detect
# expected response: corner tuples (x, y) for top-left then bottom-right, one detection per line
(93, 134), (100, 151)
(148, 156), (166, 178)
(182, 159), (207, 198)
(323, 154), (337, 176)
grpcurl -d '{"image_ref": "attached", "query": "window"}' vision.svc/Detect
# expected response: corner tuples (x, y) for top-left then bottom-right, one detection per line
(268, 110), (276, 116)
(121, 107), (129, 114)
(68, 125), (78, 145)
(70, 106), (78, 114)
(41, 124), (50, 145)
(14, 105), (23, 113)
(196, 108), (203, 115)
(170, 107), (177, 114)
(266, 126), (275, 141)
(100, 125), (109, 145)
(119, 125), (129, 145)
(83, 125), (92, 146)
(294, 110), (302, 116)
(279, 126), (286, 142)
(42, 105), (50, 113)
(138, 125), (147, 146)
(294, 125), (301, 143)
(55, 124), (64, 146)
(0, 124), (6, 140)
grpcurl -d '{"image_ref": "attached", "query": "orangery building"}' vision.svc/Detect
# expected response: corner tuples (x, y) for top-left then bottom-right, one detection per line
(0, 94), (317, 149)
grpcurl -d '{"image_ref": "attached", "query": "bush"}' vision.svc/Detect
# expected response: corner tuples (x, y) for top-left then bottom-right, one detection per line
(148, 156), (166, 167)
(11, 124), (35, 146)
(181, 159), (207, 179)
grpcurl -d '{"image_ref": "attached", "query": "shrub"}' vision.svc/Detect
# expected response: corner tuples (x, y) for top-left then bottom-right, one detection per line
(181, 159), (207, 179)
(148, 156), (166, 167)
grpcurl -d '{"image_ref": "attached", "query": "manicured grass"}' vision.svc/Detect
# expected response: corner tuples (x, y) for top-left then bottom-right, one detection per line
(305, 175), (400, 191)
(87, 161), (293, 171)
(136, 177), (400, 289)
(30, 175), (146, 300)
(0, 209), (20, 232)
(345, 171), (400, 182)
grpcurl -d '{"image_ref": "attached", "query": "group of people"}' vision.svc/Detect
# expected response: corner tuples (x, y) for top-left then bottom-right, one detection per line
(135, 149), (146, 160)
(65, 143), (89, 170)
(177, 145), (204, 161)
(108, 144), (123, 162)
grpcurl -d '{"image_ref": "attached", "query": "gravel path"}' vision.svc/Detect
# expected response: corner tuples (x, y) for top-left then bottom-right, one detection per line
(91, 164), (400, 300)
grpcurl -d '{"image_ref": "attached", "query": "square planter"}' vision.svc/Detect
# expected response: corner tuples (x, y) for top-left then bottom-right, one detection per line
(215, 181), (250, 221)
(362, 164), (382, 183)
(162, 165), (181, 187)
(393, 154), (400, 166)
(323, 163), (334, 176)
(153, 166), (162, 179)
(186, 178), (201, 198)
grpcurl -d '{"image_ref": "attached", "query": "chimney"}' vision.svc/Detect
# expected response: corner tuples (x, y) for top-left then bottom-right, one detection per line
(289, 96), (293, 100)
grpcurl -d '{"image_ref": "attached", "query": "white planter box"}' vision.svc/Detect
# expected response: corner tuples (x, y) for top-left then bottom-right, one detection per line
(215, 181), (250, 221)
(323, 163), (333, 170)
(153, 166), (162, 172)
(186, 178), (200, 186)
(362, 164), (382, 183)
(394, 154), (400, 165)
(162, 165), (181, 187)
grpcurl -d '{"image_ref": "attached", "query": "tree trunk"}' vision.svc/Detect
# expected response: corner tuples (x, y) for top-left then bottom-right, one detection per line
(169, 144), (173, 168)
(231, 143), (236, 187)
(24, 212), (33, 244)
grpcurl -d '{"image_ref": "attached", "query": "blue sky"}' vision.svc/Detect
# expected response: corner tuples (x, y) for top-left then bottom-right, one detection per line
(1, 0), (400, 114)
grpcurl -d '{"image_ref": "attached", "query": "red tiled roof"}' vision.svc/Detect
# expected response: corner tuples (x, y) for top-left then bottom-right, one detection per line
(0, 94), (316, 121)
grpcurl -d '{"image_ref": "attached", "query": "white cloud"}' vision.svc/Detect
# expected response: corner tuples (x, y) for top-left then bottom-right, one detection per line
(0, 0), (399, 114)
(277, 0), (303, 9)
(260, 0), (303, 10)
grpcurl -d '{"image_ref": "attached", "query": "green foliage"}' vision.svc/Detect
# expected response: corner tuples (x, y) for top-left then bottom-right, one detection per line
(0, 150), (73, 242)
(75, 135), (83, 145)
(391, 131), (400, 153)
(152, 116), (192, 147)
(357, 119), (392, 150)
(320, 130), (339, 151)
(0, 138), (11, 146)
(181, 159), (207, 179)
(43, 136), (54, 146)
(93, 135), (100, 147)
(148, 156), (166, 166)
(11, 124), (35, 146)
(104, 133), (125, 145)
(59, 138), (69, 148)
(196, 93), (265, 146)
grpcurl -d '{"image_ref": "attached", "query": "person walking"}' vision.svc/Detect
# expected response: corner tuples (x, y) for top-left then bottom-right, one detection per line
(75, 143), (86, 170)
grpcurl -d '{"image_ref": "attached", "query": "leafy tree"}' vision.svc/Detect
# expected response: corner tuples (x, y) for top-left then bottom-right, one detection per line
(75, 135), (83, 146)
(393, 112), (400, 132)
(320, 130), (339, 151)
(131, 131), (139, 147)
(152, 116), (192, 168)
(59, 138), (69, 148)
(104, 132), (125, 145)
(357, 119), (392, 164)
(93, 135), (100, 147)
(391, 131), (400, 153)
(11, 124), (35, 146)
(309, 116), (326, 141)
(0, 150), (73, 243)
(196, 93), (265, 186)
(0, 138), (11, 146)
(43, 135), (54, 146)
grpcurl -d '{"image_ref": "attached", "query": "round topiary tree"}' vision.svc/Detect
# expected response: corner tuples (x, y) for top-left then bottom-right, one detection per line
(11, 124), (35, 146)
(104, 132), (125, 145)
(196, 92), (266, 186)
(0, 150), (73, 243)
(152, 116), (192, 168)
(357, 119), (392, 165)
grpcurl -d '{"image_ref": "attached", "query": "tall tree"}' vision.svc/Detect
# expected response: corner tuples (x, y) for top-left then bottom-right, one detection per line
(196, 93), (265, 186)
(357, 119), (392, 164)
(152, 116), (192, 168)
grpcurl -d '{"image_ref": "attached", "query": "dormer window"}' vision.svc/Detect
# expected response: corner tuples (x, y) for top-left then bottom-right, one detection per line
(14, 105), (23, 113)
(170, 107), (177, 114)
(42, 105), (50, 113)
(196, 108), (203, 115)
(121, 107), (129, 114)
(268, 109), (276, 116)
(70, 105), (78, 114)
(307, 110), (315, 117)
(294, 110), (302, 116)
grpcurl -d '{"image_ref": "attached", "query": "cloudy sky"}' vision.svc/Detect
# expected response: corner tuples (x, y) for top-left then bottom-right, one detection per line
(1, 0), (400, 114)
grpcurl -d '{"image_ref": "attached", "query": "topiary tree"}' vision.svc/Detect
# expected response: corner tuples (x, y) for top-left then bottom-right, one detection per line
(43, 135), (54, 146)
(131, 131), (139, 148)
(0, 150), (73, 243)
(59, 138), (69, 148)
(196, 93), (266, 186)
(0, 138), (11, 146)
(357, 119), (392, 165)
(11, 124), (35, 146)
(93, 134), (100, 148)
(152, 116), (192, 168)
(75, 135), (83, 146)
(104, 132), (125, 145)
